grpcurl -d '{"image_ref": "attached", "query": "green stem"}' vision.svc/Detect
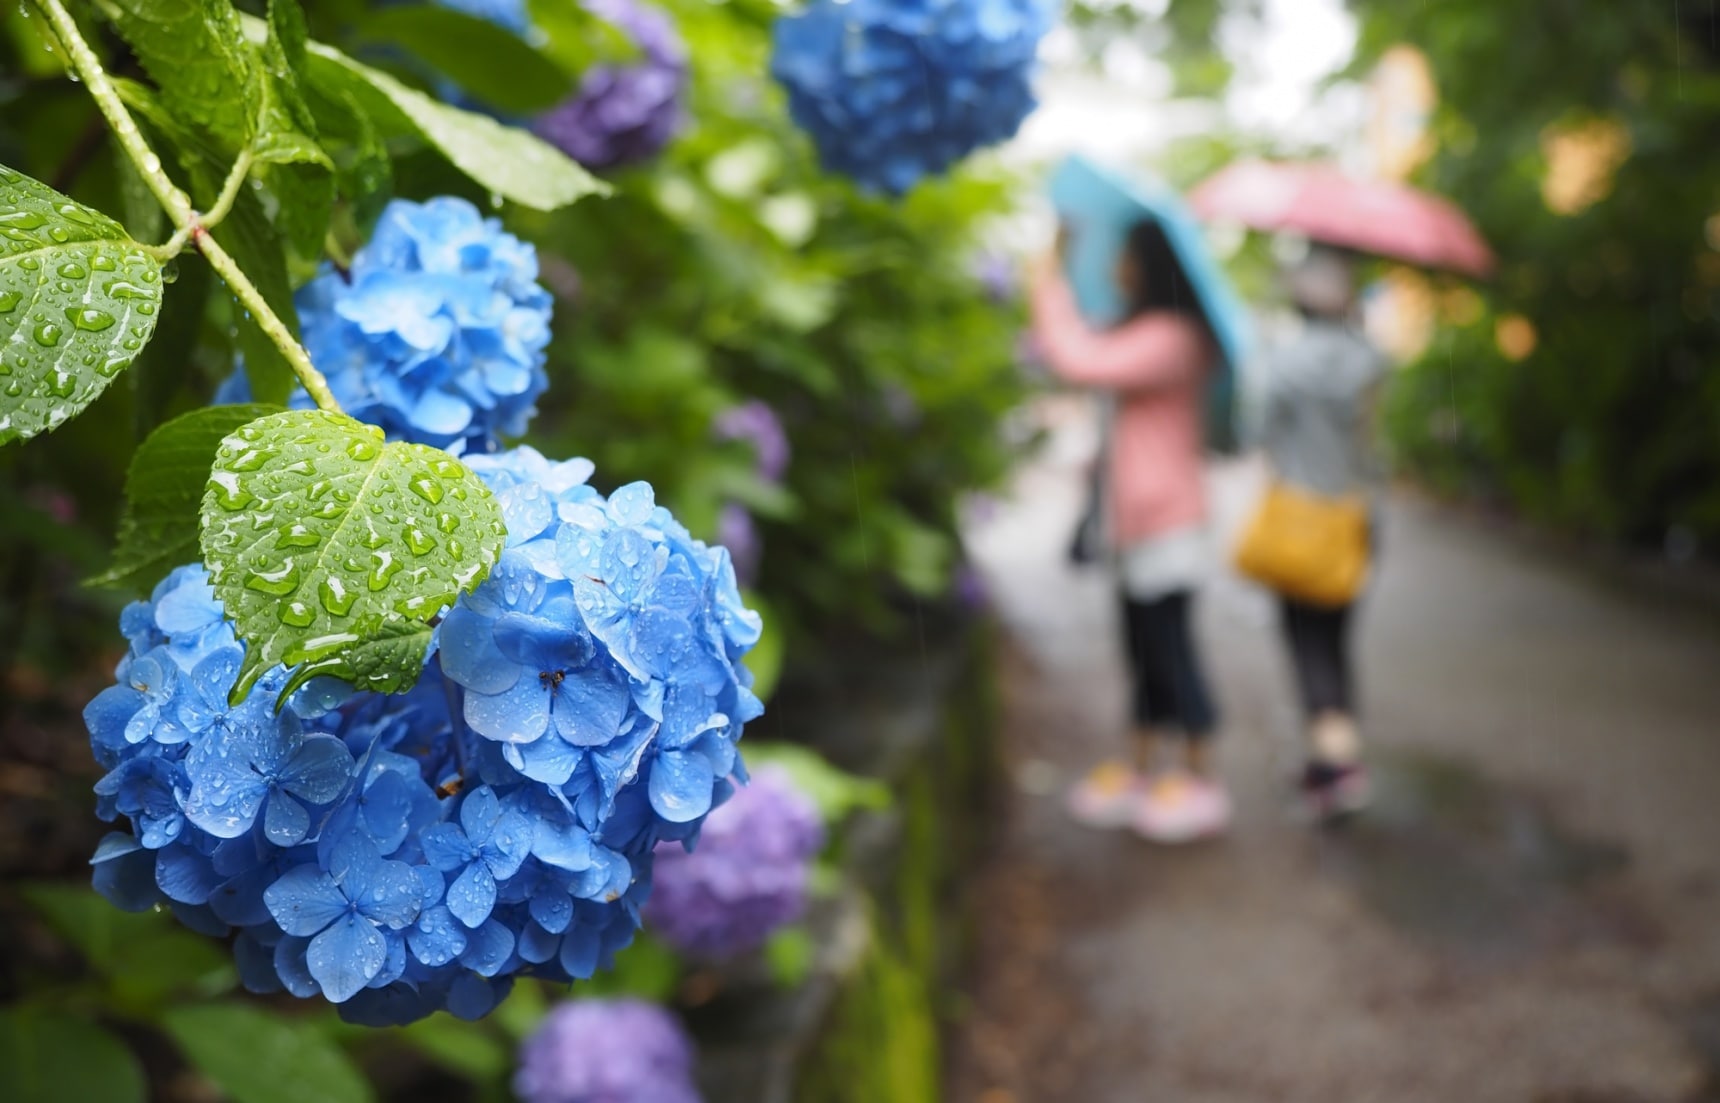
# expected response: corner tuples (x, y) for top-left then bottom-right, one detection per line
(28, 0), (340, 414)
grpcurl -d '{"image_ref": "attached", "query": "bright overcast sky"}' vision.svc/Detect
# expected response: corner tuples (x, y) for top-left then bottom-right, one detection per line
(1007, 0), (1362, 166)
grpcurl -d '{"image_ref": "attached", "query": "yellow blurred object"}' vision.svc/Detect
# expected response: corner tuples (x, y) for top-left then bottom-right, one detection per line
(1367, 267), (1437, 363)
(1367, 46), (1438, 182)
(1541, 117), (1631, 216)
(1495, 314), (1538, 361)
(1234, 482), (1371, 608)
(1439, 286), (1484, 326)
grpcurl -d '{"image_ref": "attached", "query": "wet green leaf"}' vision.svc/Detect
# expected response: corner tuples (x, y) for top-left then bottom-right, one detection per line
(0, 166), (164, 446)
(199, 410), (505, 702)
(354, 5), (574, 114)
(92, 403), (285, 593)
(300, 39), (607, 211)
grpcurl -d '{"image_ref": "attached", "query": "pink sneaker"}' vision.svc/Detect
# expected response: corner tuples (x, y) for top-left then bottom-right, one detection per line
(1133, 772), (1232, 843)
(1065, 760), (1143, 829)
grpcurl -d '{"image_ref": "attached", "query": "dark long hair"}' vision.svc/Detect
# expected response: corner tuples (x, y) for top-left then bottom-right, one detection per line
(1120, 219), (1208, 340)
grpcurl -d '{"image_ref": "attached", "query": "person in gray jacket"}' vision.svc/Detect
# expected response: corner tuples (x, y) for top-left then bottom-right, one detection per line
(1250, 245), (1386, 819)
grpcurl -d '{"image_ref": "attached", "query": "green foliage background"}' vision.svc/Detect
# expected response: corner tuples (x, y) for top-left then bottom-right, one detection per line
(1346, 2), (1720, 550)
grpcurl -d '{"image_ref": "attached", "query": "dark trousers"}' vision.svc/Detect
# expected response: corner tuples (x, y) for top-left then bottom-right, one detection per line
(1278, 598), (1354, 717)
(1120, 591), (1218, 738)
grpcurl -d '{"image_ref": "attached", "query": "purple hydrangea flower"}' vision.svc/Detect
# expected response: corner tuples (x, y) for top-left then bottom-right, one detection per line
(533, 0), (687, 170)
(712, 400), (790, 485)
(515, 998), (702, 1103)
(714, 502), (760, 588)
(644, 767), (823, 960)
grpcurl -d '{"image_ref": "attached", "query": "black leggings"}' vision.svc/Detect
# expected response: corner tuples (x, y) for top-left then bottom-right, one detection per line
(1279, 599), (1354, 717)
(1120, 591), (1218, 738)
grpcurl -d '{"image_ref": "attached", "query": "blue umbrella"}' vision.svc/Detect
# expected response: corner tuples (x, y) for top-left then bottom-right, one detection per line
(1048, 154), (1252, 452)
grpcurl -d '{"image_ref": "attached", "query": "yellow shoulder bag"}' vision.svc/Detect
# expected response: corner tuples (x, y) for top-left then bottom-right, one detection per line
(1233, 480), (1370, 607)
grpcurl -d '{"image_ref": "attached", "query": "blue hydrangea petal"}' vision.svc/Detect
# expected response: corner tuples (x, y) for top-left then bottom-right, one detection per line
(552, 665), (631, 747)
(263, 792), (312, 847)
(274, 935), (321, 998)
(532, 818), (594, 871)
(355, 856), (424, 930)
(357, 770), (415, 856)
(156, 843), (224, 905)
(517, 921), (559, 964)
(528, 888), (573, 935)
(606, 482), (656, 526)
(308, 913), (387, 1003)
(421, 823), (473, 872)
(558, 924), (601, 979)
(91, 832), (159, 912)
(235, 931), (284, 994)
(459, 917), (514, 976)
(279, 734), (356, 804)
(648, 750), (715, 823)
(409, 905), (468, 966)
(447, 972), (509, 1021)
(447, 861), (498, 928)
(265, 866), (349, 937)
(465, 675), (551, 744)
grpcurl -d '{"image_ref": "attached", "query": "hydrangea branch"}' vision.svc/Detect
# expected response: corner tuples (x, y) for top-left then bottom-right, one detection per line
(27, 0), (341, 414)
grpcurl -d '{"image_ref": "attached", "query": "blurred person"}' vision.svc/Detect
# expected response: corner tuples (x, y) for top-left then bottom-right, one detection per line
(1250, 245), (1386, 820)
(1030, 220), (1229, 843)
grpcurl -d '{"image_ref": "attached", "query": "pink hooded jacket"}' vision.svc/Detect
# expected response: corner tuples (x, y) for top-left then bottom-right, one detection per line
(1030, 270), (1212, 547)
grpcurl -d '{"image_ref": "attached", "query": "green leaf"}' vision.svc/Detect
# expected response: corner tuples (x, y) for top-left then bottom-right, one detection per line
(109, 79), (297, 405)
(0, 166), (164, 446)
(215, 189), (299, 406)
(0, 1008), (145, 1103)
(163, 1003), (373, 1103)
(130, 249), (211, 437)
(396, 1014), (511, 1082)
(92, 403), (285, 592)
(764, 925), (815, 988)
(255, 0), (335, 256)
(527, 0), (642, 74)
(353, 6), (574, 115)
(20, 883), (235, 1005)
(741, 589), (783, 702)
(199, 410), (505, 701)
(300, 39), (607, 211)
(740, 742), (891, 826)
(97, 0), (265, 150)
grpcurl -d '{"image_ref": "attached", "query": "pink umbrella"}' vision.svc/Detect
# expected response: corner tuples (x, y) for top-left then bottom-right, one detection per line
(1189, 160), (1495, 279)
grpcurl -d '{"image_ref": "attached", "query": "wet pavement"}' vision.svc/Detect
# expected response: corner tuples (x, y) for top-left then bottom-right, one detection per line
(949, 396), (1720, 1103)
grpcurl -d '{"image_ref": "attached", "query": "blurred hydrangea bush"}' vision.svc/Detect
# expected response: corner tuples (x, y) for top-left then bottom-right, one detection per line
(534, 0), (689, 170)
(644, 765), (823, 959)
(771, 0), (1056, 194)
(515, 998), (702, 1103)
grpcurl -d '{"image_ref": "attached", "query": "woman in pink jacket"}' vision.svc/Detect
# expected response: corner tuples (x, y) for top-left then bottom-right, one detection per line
(1030, 220), (1229, 843)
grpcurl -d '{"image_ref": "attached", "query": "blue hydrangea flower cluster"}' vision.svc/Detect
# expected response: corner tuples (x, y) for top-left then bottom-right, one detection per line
(86, 448), (764, 1024)
(770, 0), (1056, 195)
(644, 766), (823, 960)
(515, 998), (702, 1103)
(533, 0), (688, 171)
(219, 198), (552, 454)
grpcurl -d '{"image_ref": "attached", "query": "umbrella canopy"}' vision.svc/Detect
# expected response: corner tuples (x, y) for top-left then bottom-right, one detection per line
(1047, 154), (1253, 452)
(1189, 159), (1495, 279)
